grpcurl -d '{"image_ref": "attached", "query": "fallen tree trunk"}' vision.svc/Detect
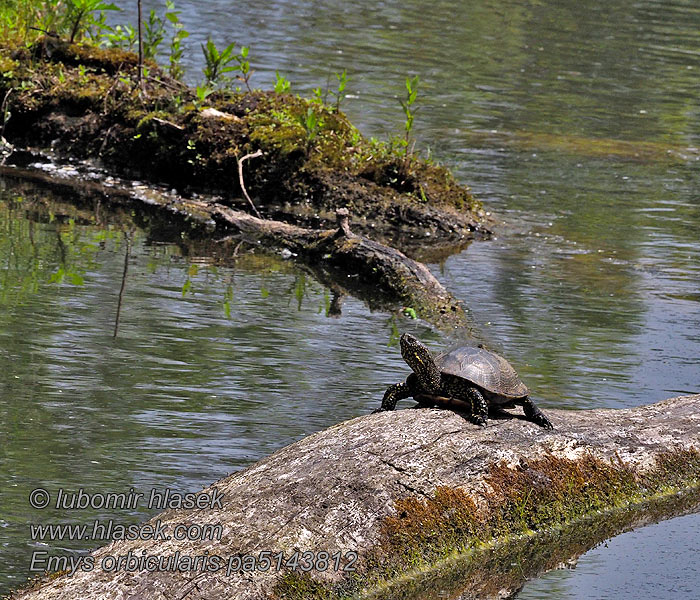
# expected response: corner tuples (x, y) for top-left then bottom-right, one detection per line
(0, 162), (468, 330)
(13, 394), (700, 600)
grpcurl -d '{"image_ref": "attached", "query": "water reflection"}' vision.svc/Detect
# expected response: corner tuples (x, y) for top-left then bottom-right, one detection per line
(438, 149), (700, 410)
(517, 511), (700, 600)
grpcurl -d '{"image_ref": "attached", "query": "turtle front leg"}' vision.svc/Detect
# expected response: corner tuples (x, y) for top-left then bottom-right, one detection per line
(522, 397), (554, 430)
(464, 387), (489, 427)
(374, 382), (412, 413)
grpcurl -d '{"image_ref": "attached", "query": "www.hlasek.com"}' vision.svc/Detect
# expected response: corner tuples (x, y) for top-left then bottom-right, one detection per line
(27, 487), (357, 577)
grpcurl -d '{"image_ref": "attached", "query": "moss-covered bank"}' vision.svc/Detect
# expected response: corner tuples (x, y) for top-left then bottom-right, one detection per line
(0, 38), (490, 257)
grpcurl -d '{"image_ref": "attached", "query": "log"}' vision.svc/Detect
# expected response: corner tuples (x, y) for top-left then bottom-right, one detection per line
(12, 394), (700, 600)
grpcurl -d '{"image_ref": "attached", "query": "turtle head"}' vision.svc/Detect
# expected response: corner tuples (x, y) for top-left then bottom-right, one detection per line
(400, 333), (441, 393)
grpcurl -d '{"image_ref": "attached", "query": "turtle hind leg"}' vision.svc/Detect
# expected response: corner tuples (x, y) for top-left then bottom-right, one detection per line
(522, 397), (554, 430)
(464, 387), (489, 427)
(374, 382), (411, 413)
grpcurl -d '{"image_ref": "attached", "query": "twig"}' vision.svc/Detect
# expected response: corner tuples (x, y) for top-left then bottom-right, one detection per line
(152, 117), (185, 132)
(29, 26), (59, 37)
(237, 149), (263, 219)
(97, 124), (115, 156)
(137, 0), (144, 85)
(0, 90), (14, 165)
(146, 74), (189, 92)
(113, 230), (133, 338)
(1, 89), (12, 137)
(69, 8), (86, 43)
(102, 65), (124, 114)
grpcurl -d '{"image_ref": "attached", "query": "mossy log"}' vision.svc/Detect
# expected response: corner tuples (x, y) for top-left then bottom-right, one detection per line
(0, 162), (467, 330)
(0, 39), (491, 257)
(12, 394), (700, 600)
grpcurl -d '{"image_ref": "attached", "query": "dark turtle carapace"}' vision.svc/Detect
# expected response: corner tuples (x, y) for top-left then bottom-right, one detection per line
(375, 333), (553, 429)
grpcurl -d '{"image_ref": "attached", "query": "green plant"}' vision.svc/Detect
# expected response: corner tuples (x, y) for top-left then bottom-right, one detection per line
(0, 1), (61, 44)
(105, 2), (187, 79)
(402, 307), (417, 319)
(77, 63), (88, 84)
(398, 74), (419, 170)
(310, 86), (323, 105)
(274, 71), (290, 93)
(234, 45), (252, 91)
(296, 106), (323, 156)
(84, 7), (113, 43)
(104, 23), (137, 50)
(194, 84), (213, 108)
(330, 69), (347, 112)
(201, 37), (238, 88)
(66, 0), (119, 43)
(165, 1), (188, 80)
(143, 7), (165, 59)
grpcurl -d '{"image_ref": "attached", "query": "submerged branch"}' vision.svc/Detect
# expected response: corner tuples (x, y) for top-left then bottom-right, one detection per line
(0, 161), (468, 331)
(113, 230), (133, 338)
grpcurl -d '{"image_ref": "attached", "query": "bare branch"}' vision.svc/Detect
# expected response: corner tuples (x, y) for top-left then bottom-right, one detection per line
(237, 149), (263, 219)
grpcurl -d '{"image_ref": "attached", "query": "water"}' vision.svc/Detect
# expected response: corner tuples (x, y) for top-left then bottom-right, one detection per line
(517, 512), (700, 599)
(2, 0), (700, 596)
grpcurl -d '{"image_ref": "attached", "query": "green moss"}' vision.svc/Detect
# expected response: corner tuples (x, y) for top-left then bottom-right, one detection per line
(272, 572), (350, 600)
(242, 92), (359, 168)
(0, 52), (18, 78)
(270, 448), (700, 600)
(248, 104), (306, 155)
(31, 37), (143, 75)
(368, 451), (700, 580)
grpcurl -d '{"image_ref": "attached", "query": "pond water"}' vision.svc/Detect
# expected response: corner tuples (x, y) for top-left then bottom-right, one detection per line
(2, 0), (700, 596)
(516, 512), (700, 600)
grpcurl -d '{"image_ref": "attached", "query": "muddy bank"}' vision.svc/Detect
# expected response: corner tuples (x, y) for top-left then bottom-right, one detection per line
(0, 39), (491, 258)
(11, 394), (700, 600)
(0, 160), (469, 330)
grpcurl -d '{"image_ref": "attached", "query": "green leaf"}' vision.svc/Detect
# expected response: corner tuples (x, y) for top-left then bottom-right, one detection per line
(49, 268), (65, 284)
(402, 307), (418, 319)
(68, 272), (85, 286)
(219, 41), (237, 61)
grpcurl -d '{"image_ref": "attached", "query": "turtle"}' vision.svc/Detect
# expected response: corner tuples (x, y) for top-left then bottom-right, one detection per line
(374, 333), (553, 429)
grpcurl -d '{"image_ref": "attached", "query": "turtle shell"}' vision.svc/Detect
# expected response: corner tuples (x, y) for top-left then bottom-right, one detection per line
(435, 346), (529, 400)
